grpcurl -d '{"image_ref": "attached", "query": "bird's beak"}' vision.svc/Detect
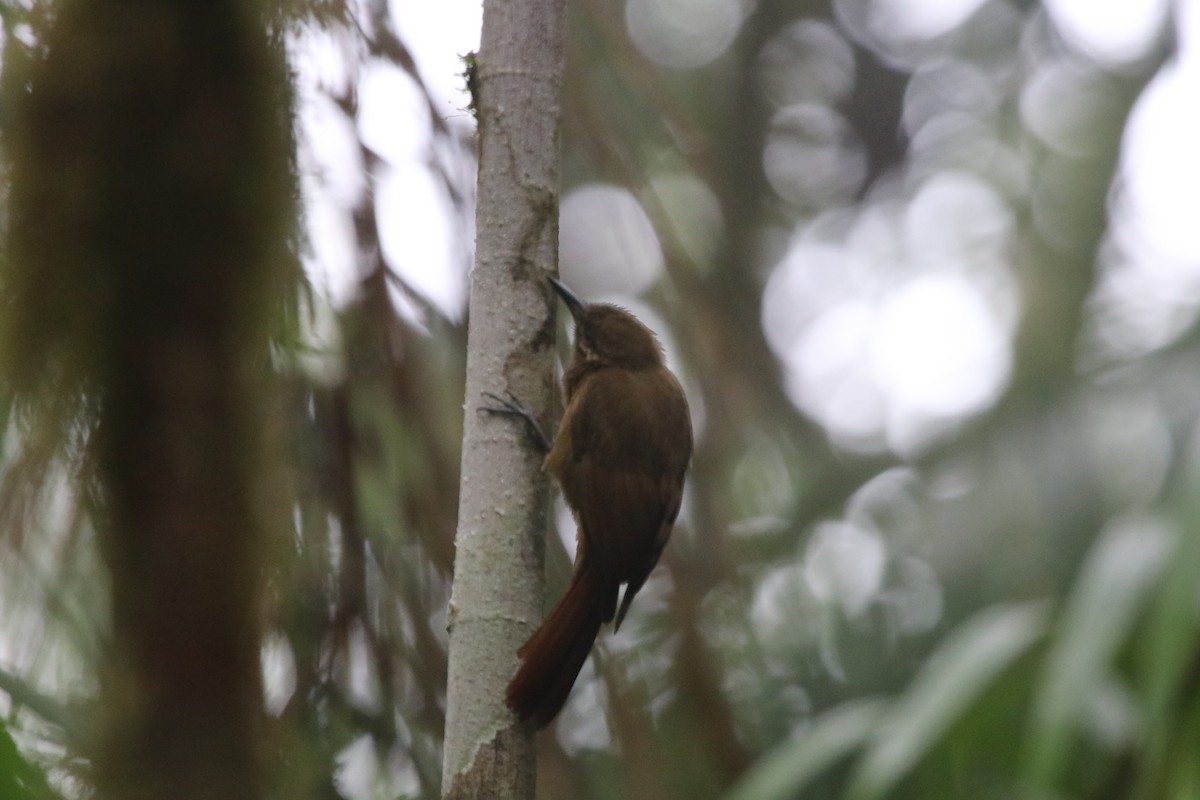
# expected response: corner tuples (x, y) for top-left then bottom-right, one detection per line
(549, 277), (585, 321)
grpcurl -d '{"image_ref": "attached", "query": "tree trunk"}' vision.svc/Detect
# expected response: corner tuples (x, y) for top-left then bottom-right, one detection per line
(4, 2), (293, 799)
(441, 0), (566, 796)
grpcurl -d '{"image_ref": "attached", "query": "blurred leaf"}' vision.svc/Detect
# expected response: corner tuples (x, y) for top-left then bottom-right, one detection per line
(1157, 680), (1200, 800)
(846, 601), (1051, 800)
(1139, 471), (1200, 717)
(0, 667), (71, 731)
(0, 718), (53, 800)
(1131, 462), (1200, 800)
(1022, 518), (1173, 790)
(722, 698), (884, 800)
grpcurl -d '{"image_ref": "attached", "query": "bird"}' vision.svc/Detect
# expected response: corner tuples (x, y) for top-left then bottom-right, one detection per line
(493, 278), (693, 727)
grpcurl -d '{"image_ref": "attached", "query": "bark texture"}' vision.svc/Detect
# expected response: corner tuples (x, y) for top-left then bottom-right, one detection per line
(441, 0), (567, 796)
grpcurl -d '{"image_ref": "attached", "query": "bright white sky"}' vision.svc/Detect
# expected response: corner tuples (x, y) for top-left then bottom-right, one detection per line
(303, 0), (1200, 457)
(6, 6), (1193, 797)
(297, 3), (1196, 791)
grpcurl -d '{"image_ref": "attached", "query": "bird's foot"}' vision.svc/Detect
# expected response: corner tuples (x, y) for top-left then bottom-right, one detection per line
(480, 391), (551, 453)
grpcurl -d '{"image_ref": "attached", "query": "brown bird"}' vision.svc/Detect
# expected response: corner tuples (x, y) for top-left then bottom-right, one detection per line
(495, 278), (692, 727)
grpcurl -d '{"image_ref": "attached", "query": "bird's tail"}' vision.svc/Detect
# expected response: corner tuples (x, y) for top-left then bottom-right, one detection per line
(506, 562), (611, 727)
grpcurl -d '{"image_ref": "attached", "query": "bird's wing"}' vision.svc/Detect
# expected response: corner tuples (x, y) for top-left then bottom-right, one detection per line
(552, 367), (691, 595)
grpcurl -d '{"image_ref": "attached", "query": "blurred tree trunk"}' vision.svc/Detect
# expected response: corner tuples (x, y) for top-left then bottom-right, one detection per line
(441, 0), (566, 796)
(3, 1), (293, 799)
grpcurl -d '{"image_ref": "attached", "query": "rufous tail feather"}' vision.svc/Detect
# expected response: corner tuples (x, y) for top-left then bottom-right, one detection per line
(506, 562), (611, 727)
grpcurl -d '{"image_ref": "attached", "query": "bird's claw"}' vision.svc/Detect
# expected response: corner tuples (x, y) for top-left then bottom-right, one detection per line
(480, 390), (551, 453)
(480, 390), (526, 417)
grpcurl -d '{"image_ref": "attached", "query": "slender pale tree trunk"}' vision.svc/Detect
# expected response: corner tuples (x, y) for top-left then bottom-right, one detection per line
(442, 0), (566, 796)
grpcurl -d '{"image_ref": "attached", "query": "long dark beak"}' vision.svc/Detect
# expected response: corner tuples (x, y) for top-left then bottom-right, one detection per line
(549, 277), (585, 321)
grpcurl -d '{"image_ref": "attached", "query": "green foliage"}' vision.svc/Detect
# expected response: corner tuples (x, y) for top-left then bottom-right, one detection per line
(0, 719), (54, 800)
(0, 0), (1195, 798)
(725, 699), (885, 800)
(720, 515), (1199, 800)
(1022, 519), (1172, 791)
(460, 51), (479, 117)
(849, 603), (1050, 800)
